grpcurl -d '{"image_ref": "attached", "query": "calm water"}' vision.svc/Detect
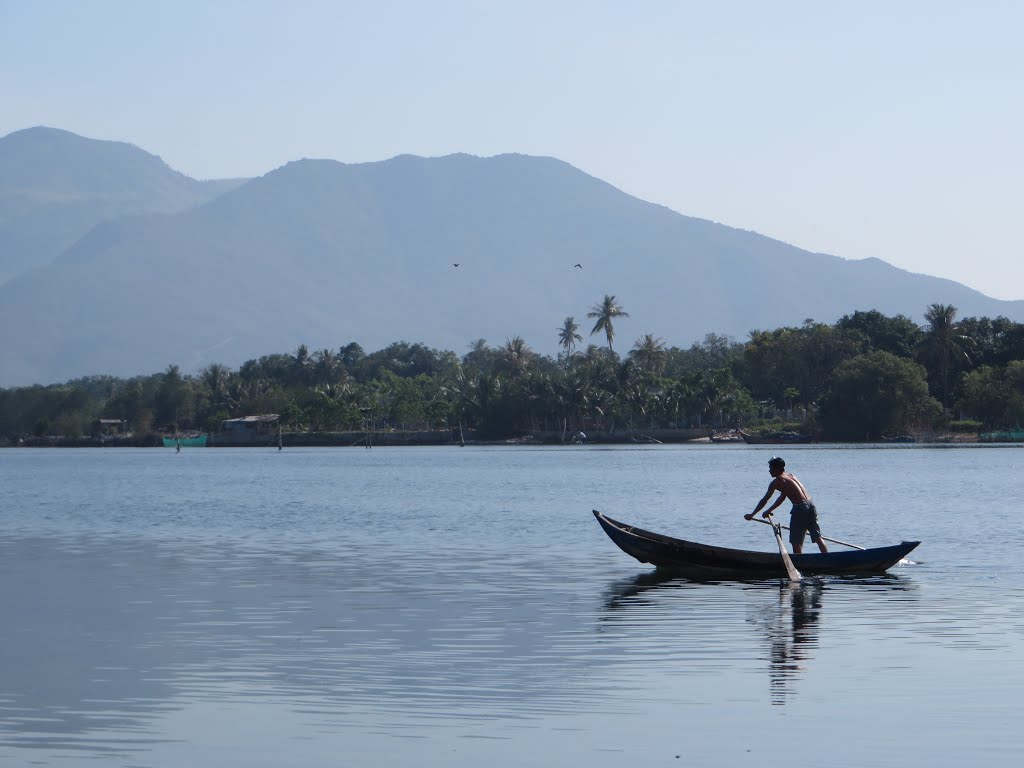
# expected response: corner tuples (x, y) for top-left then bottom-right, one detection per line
(0, 444), (1022, 767)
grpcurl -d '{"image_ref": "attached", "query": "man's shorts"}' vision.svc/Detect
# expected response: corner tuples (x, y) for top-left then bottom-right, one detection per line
(789, 501), (822, 546)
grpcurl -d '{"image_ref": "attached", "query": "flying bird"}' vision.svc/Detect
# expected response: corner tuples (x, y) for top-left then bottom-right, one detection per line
(453, 263), (460, 267)
(574, 263), (583, 269)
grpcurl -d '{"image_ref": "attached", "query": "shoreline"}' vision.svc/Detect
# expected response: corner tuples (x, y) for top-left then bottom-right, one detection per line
(3, 431), (1015, 448)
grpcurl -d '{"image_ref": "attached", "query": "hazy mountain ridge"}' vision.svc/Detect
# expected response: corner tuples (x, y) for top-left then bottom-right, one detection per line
(0, 127), (247, 282)
(0, 128), (1021, 387)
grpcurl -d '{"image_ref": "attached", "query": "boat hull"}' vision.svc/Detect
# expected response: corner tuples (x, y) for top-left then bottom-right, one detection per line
(162, 435), (208, 447)
(594, 510), (918, 578)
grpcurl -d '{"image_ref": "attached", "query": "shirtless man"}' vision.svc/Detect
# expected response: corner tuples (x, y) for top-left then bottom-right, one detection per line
(744, 456), (828, 554)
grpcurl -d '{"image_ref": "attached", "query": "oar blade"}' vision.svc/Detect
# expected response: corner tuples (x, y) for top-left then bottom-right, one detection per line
(771, 521), (802, 581)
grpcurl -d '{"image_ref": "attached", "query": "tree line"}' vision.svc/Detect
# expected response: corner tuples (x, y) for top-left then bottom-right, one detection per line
(2, 298), (1023, 443)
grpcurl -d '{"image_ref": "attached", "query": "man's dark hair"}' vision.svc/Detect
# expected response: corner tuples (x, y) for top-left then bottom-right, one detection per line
(768, 456), (785, 469)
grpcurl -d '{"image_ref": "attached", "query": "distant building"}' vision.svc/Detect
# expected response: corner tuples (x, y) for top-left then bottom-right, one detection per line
(220, 414), (280, 435)
(94, 418), (127, 435)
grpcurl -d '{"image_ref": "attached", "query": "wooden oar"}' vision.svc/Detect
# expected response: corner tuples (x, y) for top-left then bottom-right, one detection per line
(766, 513), (802, 582)
(748, 516), (865, 551)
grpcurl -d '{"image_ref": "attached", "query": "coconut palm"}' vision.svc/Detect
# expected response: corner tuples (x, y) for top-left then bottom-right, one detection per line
(292, 344), (312, 386)
(199, 362), (238, 417)
(501, 336), (533, 378)
(463, 338), (492, 375)
(629, 334), (668, 374)
(312, 348), (343, 387)
(200, 363), (229, 397)
(557, 317), (583, 360)
(921, 303), (973, 410)
(587, 294), (630, 354)
(156, 364), (191, 430)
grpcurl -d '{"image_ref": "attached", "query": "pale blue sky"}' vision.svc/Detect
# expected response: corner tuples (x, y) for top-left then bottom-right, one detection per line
(3, 0), (1021, 300)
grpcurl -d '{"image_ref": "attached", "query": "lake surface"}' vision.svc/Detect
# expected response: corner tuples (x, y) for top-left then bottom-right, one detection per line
(1, 444), (1022, 767)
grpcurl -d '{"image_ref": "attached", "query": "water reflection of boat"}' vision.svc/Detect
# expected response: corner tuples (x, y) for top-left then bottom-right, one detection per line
(599, 573), (823, 705)
(601, 570), (691, 614)
(593, 510), (919, 578)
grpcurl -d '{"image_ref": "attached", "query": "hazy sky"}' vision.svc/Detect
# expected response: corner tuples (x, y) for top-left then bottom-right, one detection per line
(3, 1), (1021, 300)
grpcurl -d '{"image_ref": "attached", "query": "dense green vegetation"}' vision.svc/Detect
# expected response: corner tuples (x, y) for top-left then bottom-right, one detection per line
(2, 300), (1023, 443)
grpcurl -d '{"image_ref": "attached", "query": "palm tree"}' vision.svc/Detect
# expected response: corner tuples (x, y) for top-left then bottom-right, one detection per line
(312, 348), (342, 387)
(501, 336), (533, 378)
(922, 303), (972, 410)
(292, 344), (312, 386)
(463, 338), (492, 376)
(157, 364), (190, 430)
(199, 362), (237, 419)
(629, 334), (668, 374)
(200, 363), (229, 397)
(587, 294), (630, 355)
(557, 317), (583, 360)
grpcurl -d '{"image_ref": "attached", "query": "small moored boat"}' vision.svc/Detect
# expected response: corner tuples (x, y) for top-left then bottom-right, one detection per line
(593, 510), (918, 578)
(162, 434), (208, 448)
(738, 429), (814, 444)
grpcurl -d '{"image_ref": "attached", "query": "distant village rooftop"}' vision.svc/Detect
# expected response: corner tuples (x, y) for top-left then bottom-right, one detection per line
(221, 414), (279, 431)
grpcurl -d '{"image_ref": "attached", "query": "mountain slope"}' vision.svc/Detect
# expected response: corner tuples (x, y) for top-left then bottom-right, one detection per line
(0, 127), (245, 282)
(0, 145), (1021, 386)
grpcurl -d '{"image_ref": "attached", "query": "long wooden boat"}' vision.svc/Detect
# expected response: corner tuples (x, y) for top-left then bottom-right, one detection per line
(593, 510), (919, 578)
(738, 429), (814, 444)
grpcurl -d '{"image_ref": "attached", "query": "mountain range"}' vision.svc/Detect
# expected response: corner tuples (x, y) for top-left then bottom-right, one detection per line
(1, 126), (1021, 387)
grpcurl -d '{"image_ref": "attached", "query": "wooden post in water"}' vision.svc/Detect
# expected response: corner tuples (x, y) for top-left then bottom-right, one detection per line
(362, 407), (373, 449)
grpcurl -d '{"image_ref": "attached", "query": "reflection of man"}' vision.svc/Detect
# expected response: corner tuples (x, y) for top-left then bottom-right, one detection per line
(768, 582), (823, 705)
(745, 456), (828, 554)
(790, 581), (822, 646)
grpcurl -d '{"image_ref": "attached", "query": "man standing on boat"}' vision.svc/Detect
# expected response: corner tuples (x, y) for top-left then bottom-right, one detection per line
(745, 456), (828, 554)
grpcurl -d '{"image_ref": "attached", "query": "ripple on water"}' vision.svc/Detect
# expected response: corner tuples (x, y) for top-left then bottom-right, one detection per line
(2, 446), (1024, 766)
